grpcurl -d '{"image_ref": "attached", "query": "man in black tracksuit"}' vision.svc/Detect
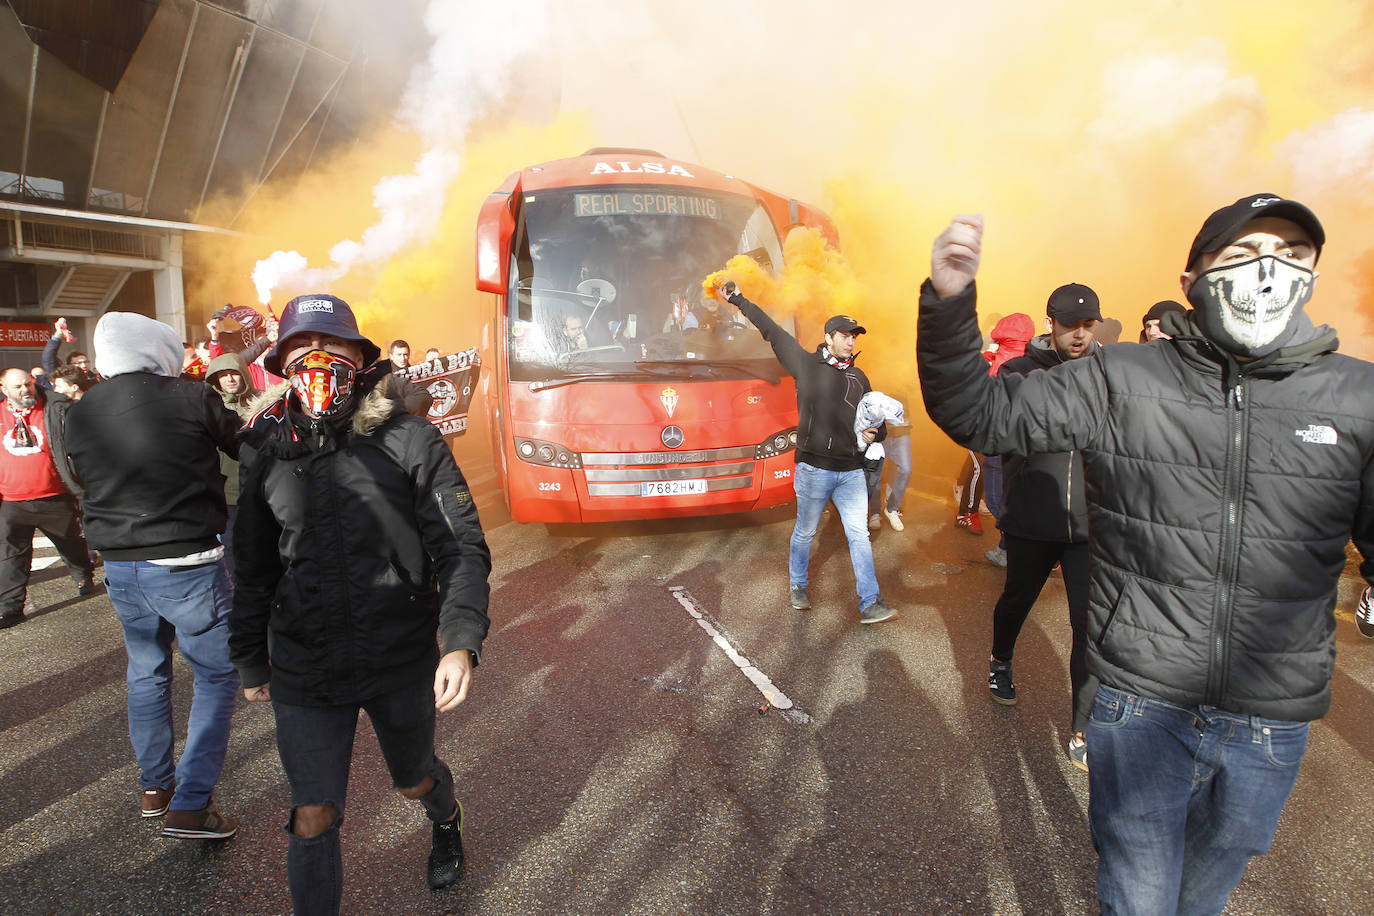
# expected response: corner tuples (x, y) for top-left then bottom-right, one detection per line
(715, 279), (895, 624)
(986, 283), (1102, 773)
(917, 196), (1374, 916)
(230, 294), (491, 914)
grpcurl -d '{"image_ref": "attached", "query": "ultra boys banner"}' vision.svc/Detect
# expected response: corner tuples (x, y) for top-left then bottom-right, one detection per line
(397, 348), (481, 437)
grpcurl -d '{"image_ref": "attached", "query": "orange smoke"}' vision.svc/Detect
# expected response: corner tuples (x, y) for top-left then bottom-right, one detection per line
(187, 0), (1374, 499)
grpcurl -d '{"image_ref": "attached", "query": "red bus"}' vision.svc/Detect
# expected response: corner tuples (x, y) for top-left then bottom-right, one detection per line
(474, 147), (833, 523)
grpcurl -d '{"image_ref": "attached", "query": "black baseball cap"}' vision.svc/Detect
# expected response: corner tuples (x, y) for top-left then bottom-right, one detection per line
(264, 293), (381, 376)
(824, 315), (867, 335)
(1184, 193), (1325, 272)
(1046, 284), (1102, 324)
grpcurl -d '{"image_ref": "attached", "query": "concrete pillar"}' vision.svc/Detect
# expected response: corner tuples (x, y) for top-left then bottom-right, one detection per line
(152, 231), (186, 339)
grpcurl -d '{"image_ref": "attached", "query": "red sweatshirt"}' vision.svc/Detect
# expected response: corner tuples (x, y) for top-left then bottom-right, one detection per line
(0, 401), (66, 500)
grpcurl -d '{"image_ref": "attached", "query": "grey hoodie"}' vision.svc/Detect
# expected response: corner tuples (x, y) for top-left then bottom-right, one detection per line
(93, 312), (183, 379)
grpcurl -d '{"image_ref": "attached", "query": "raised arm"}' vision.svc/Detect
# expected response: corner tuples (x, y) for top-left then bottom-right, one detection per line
(917, 216), (1106, 457)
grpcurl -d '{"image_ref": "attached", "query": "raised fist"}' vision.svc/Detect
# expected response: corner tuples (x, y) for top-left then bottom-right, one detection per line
(930, 215), (984, 299)
(54, 316), (75, 343)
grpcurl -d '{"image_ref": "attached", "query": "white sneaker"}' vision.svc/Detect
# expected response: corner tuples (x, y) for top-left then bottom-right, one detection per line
(883, 508), (904, 531)
(868, 513), (881, 531)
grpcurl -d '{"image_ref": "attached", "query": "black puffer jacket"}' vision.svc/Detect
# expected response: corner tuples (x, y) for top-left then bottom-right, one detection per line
(229, 383), (491, 706)
(919, 281), (1374, 722)
(997, 335), (1099, 543)
(729, 292), (883, 471)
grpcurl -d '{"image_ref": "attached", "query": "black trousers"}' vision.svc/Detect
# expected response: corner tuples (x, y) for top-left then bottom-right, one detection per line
(990, 533), (1097, 733)
(0, 493), (94, 614)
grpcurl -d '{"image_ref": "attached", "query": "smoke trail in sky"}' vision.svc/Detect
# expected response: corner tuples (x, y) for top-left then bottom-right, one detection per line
(251, 0), (549, 304)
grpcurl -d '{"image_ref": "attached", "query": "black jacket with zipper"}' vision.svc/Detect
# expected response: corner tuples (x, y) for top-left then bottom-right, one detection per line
(918, 280), (1374, 722)
(229, 382), (491, 706)
(728, 292), (884, 471)
(997, 335), (1099, 543)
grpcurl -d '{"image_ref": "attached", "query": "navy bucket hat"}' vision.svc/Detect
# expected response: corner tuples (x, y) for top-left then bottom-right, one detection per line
(264, 293), (381, 376)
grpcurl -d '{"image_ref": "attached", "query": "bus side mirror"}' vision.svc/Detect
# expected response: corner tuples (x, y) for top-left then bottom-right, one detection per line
(475, 174), (521, 293)
(786, 198), (840, 249)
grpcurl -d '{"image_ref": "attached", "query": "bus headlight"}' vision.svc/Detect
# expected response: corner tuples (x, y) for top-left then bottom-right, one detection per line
(755, 427), (798, 459)
(514, 437), (582, 468)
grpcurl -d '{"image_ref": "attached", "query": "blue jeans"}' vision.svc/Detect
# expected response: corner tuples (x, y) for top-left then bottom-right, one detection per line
(105, 560), (239, 811)
(790, 462), (879, 610)
(1087, 684), (1308, 916)
(274, 681), (456, 916)
(983, 455), (1003, 518)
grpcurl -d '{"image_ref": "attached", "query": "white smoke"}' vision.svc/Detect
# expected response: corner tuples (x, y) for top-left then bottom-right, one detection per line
(1087, 45), (1262, 141)
(251, 0), (551, 305)
(1277, 108), (1374, 202)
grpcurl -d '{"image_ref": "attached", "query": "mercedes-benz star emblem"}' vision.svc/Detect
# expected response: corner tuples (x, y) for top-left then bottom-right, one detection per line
(661, 426), (685, 449)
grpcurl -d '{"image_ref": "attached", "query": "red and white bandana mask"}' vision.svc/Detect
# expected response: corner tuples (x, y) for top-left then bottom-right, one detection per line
(284, 349), (357, 417)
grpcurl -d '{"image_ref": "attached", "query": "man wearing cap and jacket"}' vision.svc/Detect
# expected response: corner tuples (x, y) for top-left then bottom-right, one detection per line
(229, 293), (491, 913)
(984, 284), (1102, 774)
(714, 279), (896, 624)
(917, 195), (1374, 915)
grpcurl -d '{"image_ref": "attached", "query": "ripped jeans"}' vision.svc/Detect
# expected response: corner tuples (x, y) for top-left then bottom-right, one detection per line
(273, 679), (457, 916)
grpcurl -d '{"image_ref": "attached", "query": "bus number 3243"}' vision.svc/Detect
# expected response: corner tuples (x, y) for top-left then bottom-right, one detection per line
(538, 482), (562, 492)
(773, 469), (791, 479)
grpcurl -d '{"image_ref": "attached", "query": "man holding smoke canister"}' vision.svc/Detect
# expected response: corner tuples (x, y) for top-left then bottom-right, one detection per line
(916, 194), (1374, 915)
(714, 277), (896, 625)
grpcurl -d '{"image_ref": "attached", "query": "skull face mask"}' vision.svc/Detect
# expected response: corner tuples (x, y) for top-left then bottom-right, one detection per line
(1188, 255), (1315, 358)
(284, 349), (357, 417)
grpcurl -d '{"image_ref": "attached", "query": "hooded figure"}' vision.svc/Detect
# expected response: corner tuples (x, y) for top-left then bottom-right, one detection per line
(984, 313), (1035, 376)
(206, 351), (261, 418)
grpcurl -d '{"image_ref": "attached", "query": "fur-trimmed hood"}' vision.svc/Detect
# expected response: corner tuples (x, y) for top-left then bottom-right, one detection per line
(242, 380), (402, 456)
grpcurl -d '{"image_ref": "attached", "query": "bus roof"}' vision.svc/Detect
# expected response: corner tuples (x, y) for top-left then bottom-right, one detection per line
(518, 149), (761, 197)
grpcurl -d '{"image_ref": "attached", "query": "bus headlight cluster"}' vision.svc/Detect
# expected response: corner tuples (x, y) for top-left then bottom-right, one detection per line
(755, 428), (798, 459)
(514, 437), (581, 468)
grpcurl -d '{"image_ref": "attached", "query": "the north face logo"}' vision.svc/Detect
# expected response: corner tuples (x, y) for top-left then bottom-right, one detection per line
(296, 298), (334, 313)
(1295, 424), (1337, 445)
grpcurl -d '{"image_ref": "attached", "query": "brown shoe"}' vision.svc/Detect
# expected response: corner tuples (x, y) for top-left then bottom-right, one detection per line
(161, 799), (238, 840)
(140, 787), (173, 818)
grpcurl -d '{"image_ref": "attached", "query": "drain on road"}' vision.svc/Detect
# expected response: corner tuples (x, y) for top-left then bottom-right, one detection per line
(669, 586), (811, 724)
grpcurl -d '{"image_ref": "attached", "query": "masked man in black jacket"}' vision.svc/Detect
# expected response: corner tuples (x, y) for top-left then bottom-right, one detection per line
(918, 196), (1374, 916)
(230, 294), (491, 914)
(714, 279), (895, 624)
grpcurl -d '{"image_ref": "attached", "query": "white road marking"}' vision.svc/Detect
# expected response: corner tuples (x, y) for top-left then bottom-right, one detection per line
(669, 586), (810, 723)
(30, 556), (62, 571)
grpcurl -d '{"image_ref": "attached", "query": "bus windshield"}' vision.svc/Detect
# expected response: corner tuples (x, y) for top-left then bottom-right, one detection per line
(506, 187), (790, 383)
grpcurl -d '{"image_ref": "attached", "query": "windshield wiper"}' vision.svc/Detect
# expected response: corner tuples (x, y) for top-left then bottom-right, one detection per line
(640, 359), (785, 384)
(529, 371), (647, 391)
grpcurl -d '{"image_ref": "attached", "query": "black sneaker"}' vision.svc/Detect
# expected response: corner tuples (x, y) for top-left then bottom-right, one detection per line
(989, 657), (1017, 705)
(790, 586), (811, 610)
(76, 576), (101, 597)
(427, 801), (465, 890)
(0, 611), (25, 630)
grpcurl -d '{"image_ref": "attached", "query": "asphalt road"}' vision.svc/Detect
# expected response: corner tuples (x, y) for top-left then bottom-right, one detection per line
(2, 484), (1372, 915)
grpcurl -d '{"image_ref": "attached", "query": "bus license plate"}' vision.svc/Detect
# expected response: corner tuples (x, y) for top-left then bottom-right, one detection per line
(641, 479), (708, 497)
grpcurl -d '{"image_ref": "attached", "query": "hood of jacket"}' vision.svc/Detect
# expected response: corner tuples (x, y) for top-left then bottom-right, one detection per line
(242, 380), (402, 458)
(206, 351), (261, 411)
(93, 312), (183, 379)
(984, 313), (1035, 375)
